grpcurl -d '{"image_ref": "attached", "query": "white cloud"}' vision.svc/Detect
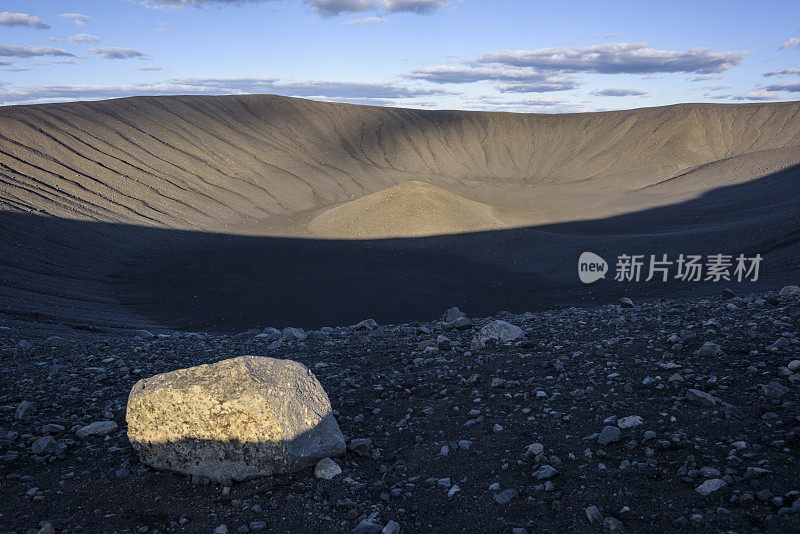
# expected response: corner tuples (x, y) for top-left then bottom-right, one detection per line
(689, 74), (723, 82)
(58, 13), (91, 26)
(762, 81), (800, 92)
(779, 37), (800, 50)
(145, 0), (452, 16)
(64, 34), (101, 44)
(382, 0), (451, 14)
(406, 65), (549, 84)
(497, 79), (579, 93)
(89, 48), (151, 60)
(69, 34), (101, 44)
(477, 43), (744, 74)
(342, 16), (387, 24)
(405, 65), (580, 93)
(0, 77), (455, 105)
(763, 68), (800, 77)
(137, 66), (163, 71)
(0, 12), (50, 30)
(465, 95), (580, 113)
(0, 45), (73, 58)
(592, 88), (648, 97)
(309, 0), (377, 16)
(732, 91), (784, 101)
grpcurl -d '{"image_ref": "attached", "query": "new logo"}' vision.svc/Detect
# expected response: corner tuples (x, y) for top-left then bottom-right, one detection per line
(578, 252), (608, 284)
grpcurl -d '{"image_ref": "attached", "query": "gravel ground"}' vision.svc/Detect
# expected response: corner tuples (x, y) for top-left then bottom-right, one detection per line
(1, 286), (799, 533)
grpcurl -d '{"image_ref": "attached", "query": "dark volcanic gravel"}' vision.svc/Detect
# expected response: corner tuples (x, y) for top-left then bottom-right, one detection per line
(1, 287), (800, 533)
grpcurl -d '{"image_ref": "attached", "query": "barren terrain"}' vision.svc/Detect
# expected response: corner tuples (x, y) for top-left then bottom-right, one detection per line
(1, 96), (799, 331)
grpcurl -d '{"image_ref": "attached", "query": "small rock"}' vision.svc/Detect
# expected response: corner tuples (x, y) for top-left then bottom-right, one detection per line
(598, 426), (621, 445)
(603, 516), (623, 532)
(135, 330), (155, 340)
(248, 521), (267, 533)
(585, 506), (604, 524)
(686, 389), (717, 407)
(696, 342), (721, 357)
(348, 438), (373, 457)
(280, 327), (307, 342)
(760, 381), (790, 398)
(76, 421), (118, 438)
(314, 457), (342, 480)
(479, 320), (524, 343)
(493, 488), (518, 504)
(352, 512), (383, 534)
(695, 478), (726, 496)
(354, 319), (378, 330)
(534, 465), (558, 480)
(15, 400), (35, 421)
(779, 285), (800, 298)
(31, 435), (57, 456)
(617, 416), (643, 429)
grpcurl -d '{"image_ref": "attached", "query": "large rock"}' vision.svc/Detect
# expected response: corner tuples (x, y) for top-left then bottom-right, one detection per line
(126, 356), (345, 482)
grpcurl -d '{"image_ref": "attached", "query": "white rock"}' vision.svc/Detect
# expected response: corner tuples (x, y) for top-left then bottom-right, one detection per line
(126, 356), (345, 482)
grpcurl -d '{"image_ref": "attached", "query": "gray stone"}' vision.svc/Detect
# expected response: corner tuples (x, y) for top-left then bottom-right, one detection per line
(760, 381), (790, 398)
(779, 285), (800, 298)
(76, 421), (118, 438)
(493, 488), (518, 504)
(354, 319), (378, 330)
(381, 520), (401, 534)
(441, 307), (471, 329)
(696, 342), (721, 357)
(442, 307), (466, 323)
(619, 297), (634, 308)
(585, 505), (604, 524)
(603, 516), (623, 532)
(479, 320), (524, 343)
(695, 478), (726, 496)
(617, 415), (643, 429)
(32, 435), (57, 455)
(126, 356), (345, 482)
(348, 437), (373, 457)
(280, 327), (307, 342)
(14, 400), (35, 421)
(352, 513), (383, 534)
(256, 328), (281, 342)
(598, 425), (621, 445)
(767, 337), (790, 351)
(686, 388), (718, 407)
(314, 457), (342, 479)
(135, 330), (155, 340)
(534, 465), (558, 480)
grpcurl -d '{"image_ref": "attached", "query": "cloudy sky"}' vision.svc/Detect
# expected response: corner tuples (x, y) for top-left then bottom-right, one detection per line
(1, 0), (799, 112)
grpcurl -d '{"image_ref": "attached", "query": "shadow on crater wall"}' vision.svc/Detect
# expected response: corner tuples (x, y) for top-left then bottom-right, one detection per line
(1, 164), (799, 333)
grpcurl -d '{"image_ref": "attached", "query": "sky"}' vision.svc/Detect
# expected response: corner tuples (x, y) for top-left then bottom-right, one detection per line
(0, 0), (799, 112)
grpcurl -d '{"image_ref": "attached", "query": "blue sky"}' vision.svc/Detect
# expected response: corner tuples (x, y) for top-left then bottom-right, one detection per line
(0, 0), (799, 111)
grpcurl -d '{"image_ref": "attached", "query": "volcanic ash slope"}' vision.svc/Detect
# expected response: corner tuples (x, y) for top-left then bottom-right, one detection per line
(307, 181), (507, 239)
